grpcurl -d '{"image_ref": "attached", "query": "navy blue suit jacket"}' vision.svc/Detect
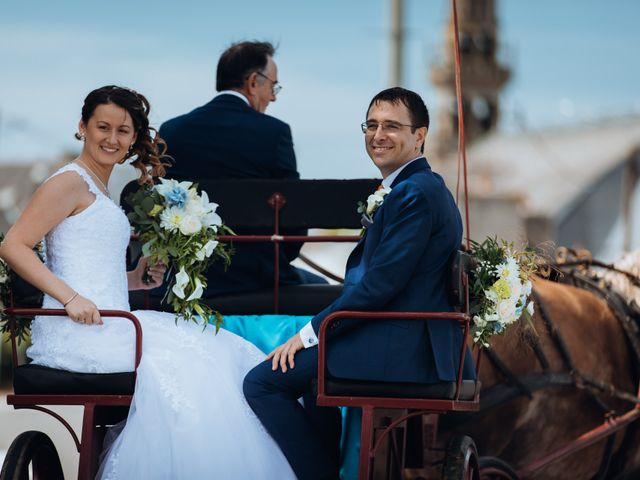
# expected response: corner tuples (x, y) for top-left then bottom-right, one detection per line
(159, 94), (306, 296)
(311, 158), (475, 383)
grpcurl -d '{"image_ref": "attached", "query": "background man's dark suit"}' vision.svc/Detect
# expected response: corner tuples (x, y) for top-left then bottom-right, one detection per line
(159, 93), (323, 296)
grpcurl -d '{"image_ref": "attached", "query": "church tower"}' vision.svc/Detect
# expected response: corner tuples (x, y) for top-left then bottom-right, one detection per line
(430, 0), (510, 155)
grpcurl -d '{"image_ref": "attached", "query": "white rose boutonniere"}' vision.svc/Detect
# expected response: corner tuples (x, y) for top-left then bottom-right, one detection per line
(357, 186), (391, 230)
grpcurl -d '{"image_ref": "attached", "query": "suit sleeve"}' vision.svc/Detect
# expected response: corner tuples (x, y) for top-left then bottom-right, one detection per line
(273, 123), (299, 179)
(310, 184), (432, 337)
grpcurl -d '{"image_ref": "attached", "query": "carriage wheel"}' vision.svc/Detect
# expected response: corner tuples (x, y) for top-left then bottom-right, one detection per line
(0, 431), (64, 480)
(478, 457), (519, 480)
(442, 434), (480, 480)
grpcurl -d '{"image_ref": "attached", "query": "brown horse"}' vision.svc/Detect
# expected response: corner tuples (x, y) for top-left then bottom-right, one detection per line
(443, 278), (640, 479)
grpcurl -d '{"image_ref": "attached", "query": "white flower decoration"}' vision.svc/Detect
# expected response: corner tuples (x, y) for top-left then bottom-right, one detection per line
(172, 267), (189, 299)
(186, 277), (204, 301)
(195, 240), (219, 261)
(365, 187), (391, 216)
(178, 215), (203, 236)
(159, 206), (184, 232)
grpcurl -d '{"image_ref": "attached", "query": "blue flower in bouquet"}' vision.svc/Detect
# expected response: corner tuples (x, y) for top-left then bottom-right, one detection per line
(166, 187), (188, 208)
(156, 178), (192, 208)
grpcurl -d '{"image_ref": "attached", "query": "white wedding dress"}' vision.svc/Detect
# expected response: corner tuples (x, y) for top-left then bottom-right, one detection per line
(26, 163), (295, 479)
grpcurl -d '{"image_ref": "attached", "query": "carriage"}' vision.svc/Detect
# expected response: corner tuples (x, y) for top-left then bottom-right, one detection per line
(3, 1), (640, 476)
(2, 177), (640, 480)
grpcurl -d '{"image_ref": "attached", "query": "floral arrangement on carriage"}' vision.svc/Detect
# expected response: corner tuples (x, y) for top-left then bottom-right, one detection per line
(126, 178), (233, 330)
(468, 237), (539, 347)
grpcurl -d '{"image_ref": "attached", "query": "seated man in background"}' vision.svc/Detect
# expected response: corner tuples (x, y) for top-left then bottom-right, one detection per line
(159, 40), (326, 298)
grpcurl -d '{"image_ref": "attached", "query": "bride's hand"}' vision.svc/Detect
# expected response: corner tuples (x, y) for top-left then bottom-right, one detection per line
(64, 294), (103, 325)
(129, 257), (166, 290)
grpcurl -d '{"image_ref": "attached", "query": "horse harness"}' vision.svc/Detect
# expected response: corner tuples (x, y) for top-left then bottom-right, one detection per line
(443, 261), (640, 478)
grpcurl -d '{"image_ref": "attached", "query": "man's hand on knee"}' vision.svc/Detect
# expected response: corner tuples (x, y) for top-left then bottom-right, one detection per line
(266, 334), (304, 373)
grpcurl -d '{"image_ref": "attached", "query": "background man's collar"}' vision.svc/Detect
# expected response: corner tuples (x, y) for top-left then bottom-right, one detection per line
(215, 90), (250, 106)
(381, 156), (424, 189)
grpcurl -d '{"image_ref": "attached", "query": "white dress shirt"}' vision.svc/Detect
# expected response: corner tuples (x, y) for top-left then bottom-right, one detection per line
(215, 90), (250, 106)
(298, 155), (424, 348)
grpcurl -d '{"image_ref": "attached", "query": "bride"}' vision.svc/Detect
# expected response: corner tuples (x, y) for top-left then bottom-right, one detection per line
(0, 85), (296, 479)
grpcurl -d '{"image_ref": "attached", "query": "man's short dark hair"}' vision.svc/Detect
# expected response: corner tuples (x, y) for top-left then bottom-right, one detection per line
(366, 87), (430, 131)
(216, 41), (276, 91)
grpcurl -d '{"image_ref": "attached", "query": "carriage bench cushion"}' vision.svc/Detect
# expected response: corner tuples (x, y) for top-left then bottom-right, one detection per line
(13, 364), (135, 395)
(320, 378), (477, 400)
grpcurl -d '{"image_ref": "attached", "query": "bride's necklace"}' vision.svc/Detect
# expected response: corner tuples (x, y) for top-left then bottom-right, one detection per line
(75, 159), (110, 196)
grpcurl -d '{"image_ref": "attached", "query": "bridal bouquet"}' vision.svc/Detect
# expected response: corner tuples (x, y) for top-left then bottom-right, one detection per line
(126, 179), (233, 329)
(469, 237), (538, 347)
(0, 236), (11, 337)
(0, 233), (43, 343)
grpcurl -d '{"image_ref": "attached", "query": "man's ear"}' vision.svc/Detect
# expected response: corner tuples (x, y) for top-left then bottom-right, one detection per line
(416, 127), (427, 150)
(245, 72), (259, 93)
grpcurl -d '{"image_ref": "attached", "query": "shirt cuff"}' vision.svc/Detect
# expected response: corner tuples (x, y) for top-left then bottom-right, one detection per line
(299, 321), (319, 349)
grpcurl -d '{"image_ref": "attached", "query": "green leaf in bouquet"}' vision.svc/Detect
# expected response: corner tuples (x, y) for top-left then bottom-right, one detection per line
(133, 205), (148, 219)
(140, 196), (156, 213)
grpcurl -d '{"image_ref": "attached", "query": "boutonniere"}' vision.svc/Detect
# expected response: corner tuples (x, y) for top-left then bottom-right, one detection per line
(357, 186), (391, 231)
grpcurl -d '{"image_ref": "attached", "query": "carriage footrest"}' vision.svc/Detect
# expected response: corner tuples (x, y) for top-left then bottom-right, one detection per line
(13, 364), (135, 395)
(321, 378), (477, 400)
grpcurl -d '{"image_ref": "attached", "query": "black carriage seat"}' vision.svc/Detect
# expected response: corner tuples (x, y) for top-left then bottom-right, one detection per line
(13, 364), (135, 396)
(123, 178), (380, 315)
(322, 378), (477, 400)
(318, 249), (478, 401)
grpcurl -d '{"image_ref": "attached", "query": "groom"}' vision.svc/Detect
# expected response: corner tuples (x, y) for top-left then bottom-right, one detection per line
(243, 87), (476, 479)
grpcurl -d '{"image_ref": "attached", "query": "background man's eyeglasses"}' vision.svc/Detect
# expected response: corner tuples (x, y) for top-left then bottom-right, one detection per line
(256, 71), (282, 96)
(360, 121), (419, 134)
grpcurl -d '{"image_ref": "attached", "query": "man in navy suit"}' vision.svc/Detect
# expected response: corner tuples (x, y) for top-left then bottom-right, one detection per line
(159, 41), (325, 296)
(243, 87), (475, 479)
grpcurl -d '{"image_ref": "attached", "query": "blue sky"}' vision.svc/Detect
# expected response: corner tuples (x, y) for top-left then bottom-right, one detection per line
(1, 0), (639, 178)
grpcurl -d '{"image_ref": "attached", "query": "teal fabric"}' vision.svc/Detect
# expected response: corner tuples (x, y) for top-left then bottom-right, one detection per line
(222, 315), (359, 480)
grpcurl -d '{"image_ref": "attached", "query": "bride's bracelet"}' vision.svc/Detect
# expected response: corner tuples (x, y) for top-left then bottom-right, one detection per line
(63, 292), (79, 307)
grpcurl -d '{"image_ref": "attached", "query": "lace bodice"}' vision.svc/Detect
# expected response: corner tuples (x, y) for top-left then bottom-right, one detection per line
(28, 163), (136, 372)
(41, 163), (130, 311)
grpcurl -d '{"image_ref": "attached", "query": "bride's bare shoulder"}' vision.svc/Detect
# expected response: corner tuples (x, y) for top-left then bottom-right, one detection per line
(37, 169), (92, 197)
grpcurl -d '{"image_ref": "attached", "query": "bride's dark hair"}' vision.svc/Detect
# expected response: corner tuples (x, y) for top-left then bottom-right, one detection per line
(75, 85), (171, 184)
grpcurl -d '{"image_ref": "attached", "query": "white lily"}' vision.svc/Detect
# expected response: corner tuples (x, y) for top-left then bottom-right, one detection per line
(172, 267), (189, 299)
(197, 240), (219, 261)
(186, 277), (204, 301)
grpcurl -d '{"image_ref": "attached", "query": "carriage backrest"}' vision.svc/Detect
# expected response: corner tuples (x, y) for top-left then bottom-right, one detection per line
(122, 178), (381, 230)
(448, 250), (473, 311)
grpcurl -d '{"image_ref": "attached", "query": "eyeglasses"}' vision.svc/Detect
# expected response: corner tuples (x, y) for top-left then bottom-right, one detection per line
(361, 121), (419, 134)
(256, 71), (282, 96)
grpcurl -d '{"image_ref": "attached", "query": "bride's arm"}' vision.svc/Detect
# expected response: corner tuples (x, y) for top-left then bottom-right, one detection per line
(0, 172), (103, 324)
